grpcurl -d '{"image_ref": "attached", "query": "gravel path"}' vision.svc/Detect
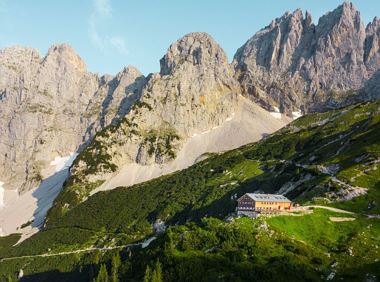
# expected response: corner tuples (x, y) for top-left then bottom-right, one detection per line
(0, 236), (156, 262)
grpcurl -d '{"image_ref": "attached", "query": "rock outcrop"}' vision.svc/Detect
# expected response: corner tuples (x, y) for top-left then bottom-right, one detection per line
(234, 2), (380, 114)
(0, 44), (145, 198)
(68, 32), (241, 184)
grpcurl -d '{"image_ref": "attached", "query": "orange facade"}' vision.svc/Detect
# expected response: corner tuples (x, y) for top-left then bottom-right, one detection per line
(237, 194), (291, 212)
(254, 201), (291, 211)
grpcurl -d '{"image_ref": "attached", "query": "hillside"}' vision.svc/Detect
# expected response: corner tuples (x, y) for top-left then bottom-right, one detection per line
(0, 100), (379, 281)
(4, 1), (380, 240)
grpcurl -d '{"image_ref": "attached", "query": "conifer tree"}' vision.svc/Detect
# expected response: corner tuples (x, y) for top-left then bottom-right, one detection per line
(111, 253), (121, 282)
(94, 264), (108, 282)
(151, 260), (163, 282)
(143, 265), (152, 282)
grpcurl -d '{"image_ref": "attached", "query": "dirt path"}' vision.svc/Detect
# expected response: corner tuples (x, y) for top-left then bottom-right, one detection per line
(304, 205), (355, 214)
(0, 236), (156, 262)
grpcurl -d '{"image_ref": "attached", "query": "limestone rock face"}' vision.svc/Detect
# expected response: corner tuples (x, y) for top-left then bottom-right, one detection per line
(0, 44), (145, 196)
(45, 33), (291, 224)
(72, 32), (240, 176)
(364, 17), (380, 72)
(234, 2), (380, 114)
(155, 32), (240, 135)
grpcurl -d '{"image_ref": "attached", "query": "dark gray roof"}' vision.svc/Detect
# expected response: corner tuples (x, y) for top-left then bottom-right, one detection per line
(245, 193), (291, 203)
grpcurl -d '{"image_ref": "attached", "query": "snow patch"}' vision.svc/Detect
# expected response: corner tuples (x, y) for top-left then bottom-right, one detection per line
(274, 107), (280, 113)
(50, 152), (78, 172)
(0, 152), (80, 238)
(292, 111), (302, 120)
(270, 112), (282, 119)
(141, 236), (157, 248)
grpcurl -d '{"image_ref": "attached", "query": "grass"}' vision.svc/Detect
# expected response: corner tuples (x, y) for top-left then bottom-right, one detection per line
(267, 209), (380, 278)
(267, 209), (360, 249)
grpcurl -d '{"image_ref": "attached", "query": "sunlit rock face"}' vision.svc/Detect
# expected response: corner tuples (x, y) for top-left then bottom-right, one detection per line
(234, 2), (380, 114)
(0, 44), (145, 195)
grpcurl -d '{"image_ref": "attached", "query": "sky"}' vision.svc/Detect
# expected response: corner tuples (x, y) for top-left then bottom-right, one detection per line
(0, 0), (379, 76)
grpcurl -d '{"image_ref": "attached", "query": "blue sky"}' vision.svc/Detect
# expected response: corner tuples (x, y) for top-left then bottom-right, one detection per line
(0, 0), (379, 75)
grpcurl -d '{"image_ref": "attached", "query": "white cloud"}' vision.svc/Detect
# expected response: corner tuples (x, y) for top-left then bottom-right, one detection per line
(109, 36), (129, 56)
(89, 15), (105, 49)
(89, 0), (129, 57)
(94, 0), (112, 17)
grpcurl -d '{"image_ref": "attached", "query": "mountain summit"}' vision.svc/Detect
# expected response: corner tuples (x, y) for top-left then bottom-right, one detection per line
(47, 32), (287, 222)
(234, 2), (380, 113)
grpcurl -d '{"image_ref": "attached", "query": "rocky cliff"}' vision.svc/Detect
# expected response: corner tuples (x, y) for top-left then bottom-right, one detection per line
(234, 2), (380, 114)
(0, 44), (145, 201)
(46, 33), (288, 223)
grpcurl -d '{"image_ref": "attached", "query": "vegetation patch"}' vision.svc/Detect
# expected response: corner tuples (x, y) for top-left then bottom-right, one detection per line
(2, 101), (380, 280)
(141, 126), (180, 160)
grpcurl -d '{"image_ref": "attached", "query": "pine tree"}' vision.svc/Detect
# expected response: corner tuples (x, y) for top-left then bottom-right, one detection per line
(143, 265), (152, 282)
(94, 264), (108, 282)
(143, 260), (163, 282)
(111, 253), (121, 282)
(151, 260), (163, 282)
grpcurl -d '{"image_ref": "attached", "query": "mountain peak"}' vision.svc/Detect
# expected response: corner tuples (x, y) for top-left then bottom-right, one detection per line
(317, 1), (362, 33)
(366, 16), (380, 33)
(268, 8), (305, 29)
(119, 65), (143, 77)
(341, 1), (356, 12)
(159, 32), (229, 76)
(339, 1), (360, 21)
(44, 43), (86, 72)
(233, 1), (374, 114)
(305, 10), (313, 26)
(47, 43), (76, 54)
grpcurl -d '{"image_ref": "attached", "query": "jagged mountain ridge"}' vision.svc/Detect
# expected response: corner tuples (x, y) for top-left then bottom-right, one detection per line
(2, 2), (380, 237)
(47, 32), (288, 222)
(234, 2), (380, 114)
(0, 44), (146, 235)
(0, 44), (145, 194)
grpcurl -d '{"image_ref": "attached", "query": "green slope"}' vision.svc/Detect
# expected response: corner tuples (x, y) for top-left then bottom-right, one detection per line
(127, 211), (379, 281)
(1, 101), (380, 281)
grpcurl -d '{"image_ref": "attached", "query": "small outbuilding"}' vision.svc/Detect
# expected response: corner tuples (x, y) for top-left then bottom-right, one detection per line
(237, 193), (291, 216)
